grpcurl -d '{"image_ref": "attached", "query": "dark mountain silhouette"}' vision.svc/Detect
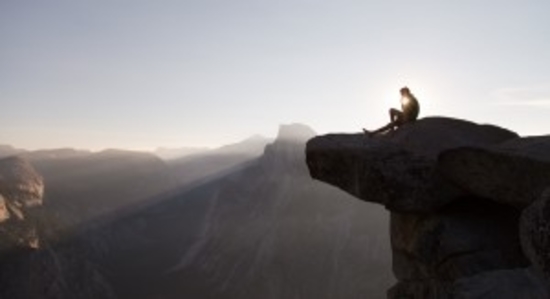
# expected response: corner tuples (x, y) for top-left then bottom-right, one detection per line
(0, 135), (270, 234)
(0, 125), (392, 299)
(21, 149), (179, 232)
(61, 124), (392, 299)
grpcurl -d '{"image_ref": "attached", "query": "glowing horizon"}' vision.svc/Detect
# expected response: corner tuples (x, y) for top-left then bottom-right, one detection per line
(2, 1), (550, 150)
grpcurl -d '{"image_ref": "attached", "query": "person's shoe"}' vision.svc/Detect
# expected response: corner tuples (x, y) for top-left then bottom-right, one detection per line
(362, 128), (374, 137)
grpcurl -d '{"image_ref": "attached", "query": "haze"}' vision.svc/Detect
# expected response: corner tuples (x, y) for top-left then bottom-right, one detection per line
(2, 0), (550, 150)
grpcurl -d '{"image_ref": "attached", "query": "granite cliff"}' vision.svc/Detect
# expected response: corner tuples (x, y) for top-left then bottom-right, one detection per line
(0, 156), (44, 251)
(306, 117), (550, 298)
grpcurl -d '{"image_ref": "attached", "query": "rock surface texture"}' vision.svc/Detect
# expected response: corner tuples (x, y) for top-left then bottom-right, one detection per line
(306, 117), (550, 298)
(0, 156), (44, 251)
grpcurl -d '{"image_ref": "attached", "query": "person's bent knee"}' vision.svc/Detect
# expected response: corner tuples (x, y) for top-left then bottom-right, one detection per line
(390, 108), (403, 119)
(389, 108), (399, 119)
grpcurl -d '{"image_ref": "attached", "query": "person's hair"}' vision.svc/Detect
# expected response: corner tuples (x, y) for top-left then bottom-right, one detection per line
(400, 87), (410, 95)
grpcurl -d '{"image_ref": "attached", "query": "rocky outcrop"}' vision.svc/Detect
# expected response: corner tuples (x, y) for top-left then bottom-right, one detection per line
(0, 156), (45, 252)
(0, 156), (44, 209)
(306, 117), (550, 298)
(306, 118), (517, 213)
(0, 195), (10, 222)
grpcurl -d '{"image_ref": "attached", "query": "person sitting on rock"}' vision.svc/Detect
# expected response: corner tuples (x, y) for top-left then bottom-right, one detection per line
(363, 87), (420, 136)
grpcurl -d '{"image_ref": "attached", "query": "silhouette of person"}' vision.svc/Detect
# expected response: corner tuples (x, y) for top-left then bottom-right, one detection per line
(363, 87), (420, 136)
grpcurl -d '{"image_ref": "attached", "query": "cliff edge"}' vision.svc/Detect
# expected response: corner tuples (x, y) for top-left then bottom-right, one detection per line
(306, 117), (550, 299)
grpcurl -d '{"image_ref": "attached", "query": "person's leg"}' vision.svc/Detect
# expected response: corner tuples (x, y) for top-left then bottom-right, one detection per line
(364, 121), (397, 136)
(363, 108), (403, 136)
(389, 109), (404, 131)
(390, 108), (401, 122)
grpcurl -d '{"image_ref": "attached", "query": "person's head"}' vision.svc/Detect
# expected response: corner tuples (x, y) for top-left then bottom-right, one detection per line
(400, 87), (410, 96)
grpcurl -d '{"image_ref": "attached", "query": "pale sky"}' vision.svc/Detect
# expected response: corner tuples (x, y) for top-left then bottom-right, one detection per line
(2, 0), (550, 150)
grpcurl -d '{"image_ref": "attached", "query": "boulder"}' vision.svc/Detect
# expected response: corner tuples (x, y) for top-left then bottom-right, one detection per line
(439, 136), (550, 208)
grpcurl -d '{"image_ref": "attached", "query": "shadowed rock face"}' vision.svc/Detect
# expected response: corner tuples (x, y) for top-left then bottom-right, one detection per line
(391, 198), (527, 283)
(306, 117), (517, 213)
(306, 117), (550, 298)
(521, 188), (550, 282)
(306, 133), (461, 212)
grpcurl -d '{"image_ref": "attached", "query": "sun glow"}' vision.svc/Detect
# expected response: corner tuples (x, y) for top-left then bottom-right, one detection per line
(373, 72), (444, 119)
(401, 96), (411, 107)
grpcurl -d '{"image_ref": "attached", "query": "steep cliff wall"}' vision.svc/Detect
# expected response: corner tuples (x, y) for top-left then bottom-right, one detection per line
(306, 117), (550, 298)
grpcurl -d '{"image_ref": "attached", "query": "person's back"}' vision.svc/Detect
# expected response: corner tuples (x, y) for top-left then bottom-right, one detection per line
(400, 87), (419, 122)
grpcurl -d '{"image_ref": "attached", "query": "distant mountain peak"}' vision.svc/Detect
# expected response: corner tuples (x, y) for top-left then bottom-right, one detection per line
(0, 144), (26, 159)
(275, 123), (316, 142)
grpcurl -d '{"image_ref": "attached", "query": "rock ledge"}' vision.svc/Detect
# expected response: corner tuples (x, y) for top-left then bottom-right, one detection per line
(306, 117), (550, 298)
